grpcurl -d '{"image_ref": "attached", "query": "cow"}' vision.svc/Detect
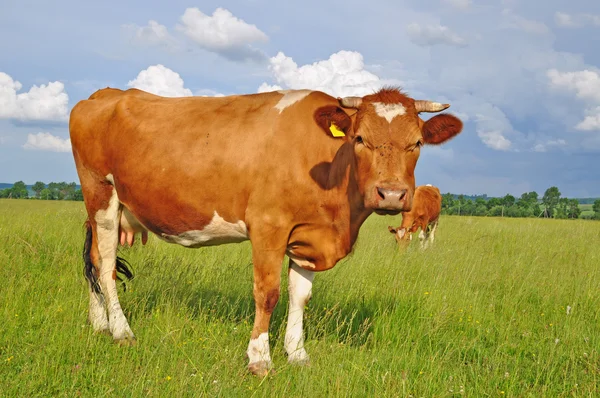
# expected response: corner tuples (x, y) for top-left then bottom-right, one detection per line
(388, 184), (442, 249)
(69, 87), (462, 376)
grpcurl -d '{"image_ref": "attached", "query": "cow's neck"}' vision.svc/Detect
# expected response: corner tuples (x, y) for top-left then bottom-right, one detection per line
(325, 143), (373, 247)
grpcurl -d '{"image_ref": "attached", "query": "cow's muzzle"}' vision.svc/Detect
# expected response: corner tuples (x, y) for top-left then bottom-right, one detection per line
(374, 186), (409, 213)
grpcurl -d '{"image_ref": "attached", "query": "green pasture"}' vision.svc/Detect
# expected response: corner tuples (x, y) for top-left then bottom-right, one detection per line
(1, 199), (600, 396)
(580, 204), (594, 218)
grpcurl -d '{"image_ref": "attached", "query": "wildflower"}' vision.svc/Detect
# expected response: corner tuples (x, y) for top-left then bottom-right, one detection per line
(165, 376), (172, 381)
(424, 292), (430, 295)
(6, 356), (14, 363)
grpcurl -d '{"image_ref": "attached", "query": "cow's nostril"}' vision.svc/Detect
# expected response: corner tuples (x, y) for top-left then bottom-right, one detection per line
(398, 189), (407, 201)
(377, 187), (386, 200)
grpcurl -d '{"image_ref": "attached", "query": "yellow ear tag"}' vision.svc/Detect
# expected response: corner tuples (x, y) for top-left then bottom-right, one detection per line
(329, 123), (345, 137)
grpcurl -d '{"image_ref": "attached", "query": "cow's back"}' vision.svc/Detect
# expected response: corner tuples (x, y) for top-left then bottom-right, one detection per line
(69, 88), (345, 236)
(414, 185), (442, 221)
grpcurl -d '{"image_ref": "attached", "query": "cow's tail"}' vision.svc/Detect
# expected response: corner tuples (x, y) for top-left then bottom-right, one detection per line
(83, 220), (134, 294)
(83, 220), (101, 294)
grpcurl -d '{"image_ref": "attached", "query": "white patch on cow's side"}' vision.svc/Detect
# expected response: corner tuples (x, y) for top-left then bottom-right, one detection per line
(160, 211), (248, 247)
(373, 102), (406, 123)
(247, 332), (272, 366)
(285, 262), (314, 364)
(94, 182), (135, 342)
(275, 90), (312, 113)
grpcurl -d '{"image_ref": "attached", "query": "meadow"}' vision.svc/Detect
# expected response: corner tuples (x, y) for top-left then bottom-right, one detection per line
(1, 199), (600, 397)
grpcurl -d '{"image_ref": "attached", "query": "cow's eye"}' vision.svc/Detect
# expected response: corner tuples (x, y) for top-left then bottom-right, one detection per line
(416, 140), (423, 148)
(355, 135), (364, 144)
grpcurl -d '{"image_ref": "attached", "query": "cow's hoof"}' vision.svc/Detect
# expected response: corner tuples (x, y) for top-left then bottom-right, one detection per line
(248, 361), (273, 377)
(114, 335), (137, 346)
(288, 350), (310, 366)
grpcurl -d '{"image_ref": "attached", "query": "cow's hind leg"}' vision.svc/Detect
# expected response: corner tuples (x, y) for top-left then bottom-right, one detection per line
(91, 182), (136, 344)
(285, 260), (315, 365)
(427, 220), (439, 247)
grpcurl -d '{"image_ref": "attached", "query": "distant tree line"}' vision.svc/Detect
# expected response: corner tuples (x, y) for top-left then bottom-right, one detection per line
(442, 186), (600, 220)
(0, 181), (83, 201)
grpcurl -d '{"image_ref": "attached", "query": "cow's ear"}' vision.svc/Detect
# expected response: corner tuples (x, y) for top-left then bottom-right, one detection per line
(314, 106), (354, 139)
(422, 114), (462, 145)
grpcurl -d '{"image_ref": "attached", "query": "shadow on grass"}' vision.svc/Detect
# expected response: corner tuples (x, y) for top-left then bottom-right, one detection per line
(118, 256), (387, 349)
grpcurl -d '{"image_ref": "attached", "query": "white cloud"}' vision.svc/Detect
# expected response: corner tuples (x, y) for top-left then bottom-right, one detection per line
(576, 107), (600, 131)
(259, 51), (382, 97)
(127, 65), (192, 97)
(533, 139), (567, 152)
(0, 72), (69, 122)
(442, 0), (471, 10)
(547, 69), (600, 102)
(548, 69), (600, 131)
(502, 10), (549, 35)
(177, 7), (268, 61)
(554, 12), (600, 28)
(23, 132), (71, 152)
(554, 12), (579, 27)
(477, 130), (512, 151)
(124, 20), (177, 49)
(257, 82), (283, 93)
(195, 88), (225, 97)
(406, 23), (467, 47)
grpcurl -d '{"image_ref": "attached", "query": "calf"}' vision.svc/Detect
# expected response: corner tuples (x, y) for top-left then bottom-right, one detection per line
(388, 184), (442, 249)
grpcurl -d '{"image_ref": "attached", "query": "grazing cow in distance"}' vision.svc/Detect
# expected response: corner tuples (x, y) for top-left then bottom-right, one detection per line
(69, 86), (462, 376)
(388, 184), (442, 249)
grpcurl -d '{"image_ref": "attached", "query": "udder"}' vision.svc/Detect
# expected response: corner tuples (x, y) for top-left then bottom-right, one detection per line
(119, 207), (149, 246)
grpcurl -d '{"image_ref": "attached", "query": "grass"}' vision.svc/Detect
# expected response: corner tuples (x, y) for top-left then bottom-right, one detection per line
(1, 199), (600, 396)
(580, 204), (595, 218)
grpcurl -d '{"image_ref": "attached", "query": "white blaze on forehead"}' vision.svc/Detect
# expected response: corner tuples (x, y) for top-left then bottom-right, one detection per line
(247, 332), (272, 365)
(275, 90), (312, 113)
(426, 184), (432, 187)
(373, 102), (406, 123)
(160, 211), (248, 247)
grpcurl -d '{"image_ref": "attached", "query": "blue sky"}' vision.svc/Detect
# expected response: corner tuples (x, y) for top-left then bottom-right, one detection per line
(1, 0), (599, 197)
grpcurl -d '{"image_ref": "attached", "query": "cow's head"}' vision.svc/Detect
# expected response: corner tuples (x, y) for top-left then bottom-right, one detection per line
(315, 88), (462, 214)
(388, 226), (412, 250)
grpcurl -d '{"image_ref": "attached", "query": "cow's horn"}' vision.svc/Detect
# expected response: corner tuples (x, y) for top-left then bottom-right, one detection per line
(338, 96), (363, 108)
(415, 100), (450, 113)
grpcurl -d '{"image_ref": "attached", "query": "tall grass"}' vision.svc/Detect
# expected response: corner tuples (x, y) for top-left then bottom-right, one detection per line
(1, 199), (599, 396)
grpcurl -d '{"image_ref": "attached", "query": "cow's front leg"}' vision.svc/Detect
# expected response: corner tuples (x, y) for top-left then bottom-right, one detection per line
(285, 260), (314, 364)
(247, 248), (284, 376)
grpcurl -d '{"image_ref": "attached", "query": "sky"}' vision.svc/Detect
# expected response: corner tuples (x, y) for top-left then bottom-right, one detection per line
(1, 0), (599, 197)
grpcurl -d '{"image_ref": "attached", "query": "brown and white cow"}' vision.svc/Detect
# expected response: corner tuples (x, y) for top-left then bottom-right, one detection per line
(388, 184), (442, 249)
(69, 87), (462, 375)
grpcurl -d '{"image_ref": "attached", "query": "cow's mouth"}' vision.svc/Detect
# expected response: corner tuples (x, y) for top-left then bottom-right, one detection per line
(374, 209), (402, 216)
